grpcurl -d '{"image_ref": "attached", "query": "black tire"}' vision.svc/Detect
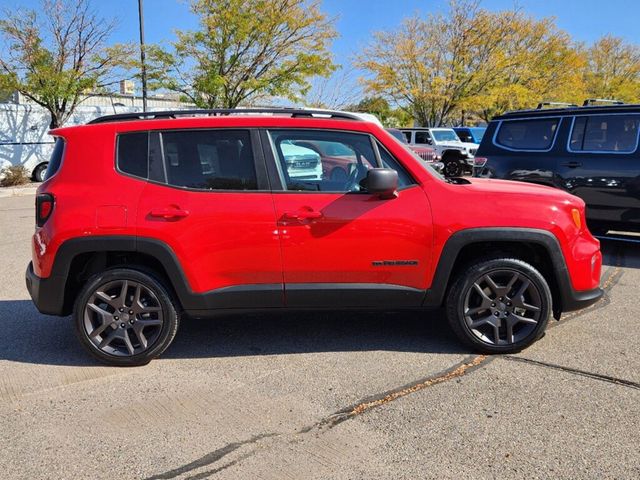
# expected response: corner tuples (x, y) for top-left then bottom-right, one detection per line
(33, 163), (48, 182)
(445, 258), (551, 354)
(442, 154), (462, 177)
(73, 268), (180, 366)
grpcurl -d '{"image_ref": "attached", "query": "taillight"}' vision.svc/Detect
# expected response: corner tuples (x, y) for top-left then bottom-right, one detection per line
(36, 193), (54, 227)
(473, 157), (488, 168)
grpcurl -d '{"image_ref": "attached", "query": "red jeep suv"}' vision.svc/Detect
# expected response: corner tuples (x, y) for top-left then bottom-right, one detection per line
(25, 109), (603, 366)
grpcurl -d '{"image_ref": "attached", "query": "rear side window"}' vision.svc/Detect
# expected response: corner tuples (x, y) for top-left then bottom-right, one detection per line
(495, 118), (559, 150)
(44, 138), (65, 180)
(161, 130), (257, 190)
(117, 132), (149, 178)
(569, 115), (640, 153)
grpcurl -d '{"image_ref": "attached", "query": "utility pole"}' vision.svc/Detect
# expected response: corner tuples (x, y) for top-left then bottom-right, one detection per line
(138, 0), (148, 112)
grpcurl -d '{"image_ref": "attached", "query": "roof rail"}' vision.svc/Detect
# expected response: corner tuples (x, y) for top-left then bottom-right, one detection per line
(582, 98), (624, 107)
(87, 108), (364, 125)
(536, 102), (578, 109)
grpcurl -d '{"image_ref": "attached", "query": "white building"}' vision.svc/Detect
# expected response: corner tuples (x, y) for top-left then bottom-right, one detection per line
(1, 90), (193, 181)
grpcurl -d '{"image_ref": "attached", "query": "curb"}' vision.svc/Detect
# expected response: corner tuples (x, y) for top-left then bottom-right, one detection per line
(0, 185), (39, 198)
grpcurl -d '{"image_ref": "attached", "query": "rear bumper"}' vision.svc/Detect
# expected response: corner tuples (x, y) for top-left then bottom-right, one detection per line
(25, 261), (67, 316)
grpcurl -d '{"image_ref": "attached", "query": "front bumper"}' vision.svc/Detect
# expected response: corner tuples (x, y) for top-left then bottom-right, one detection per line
(25, 261), (68, 316)
(560, 285), (603, 313)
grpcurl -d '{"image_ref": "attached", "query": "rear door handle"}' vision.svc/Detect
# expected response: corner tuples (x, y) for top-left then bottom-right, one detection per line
(561, 161), (582, 168)
(149, 207), (190, 219)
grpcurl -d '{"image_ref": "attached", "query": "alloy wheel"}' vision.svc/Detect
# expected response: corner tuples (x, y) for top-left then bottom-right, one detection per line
(462, 269), (542, 346)
(83, 279), (164, 357)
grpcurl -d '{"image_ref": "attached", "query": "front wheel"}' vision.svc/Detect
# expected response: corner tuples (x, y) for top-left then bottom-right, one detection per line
(73, 268), (180, 366)
(443, 156), (463, 177)
(445, 258), (551, 354)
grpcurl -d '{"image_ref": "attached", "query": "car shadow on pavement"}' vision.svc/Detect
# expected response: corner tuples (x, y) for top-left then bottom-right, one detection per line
(0, 300), (465, 366)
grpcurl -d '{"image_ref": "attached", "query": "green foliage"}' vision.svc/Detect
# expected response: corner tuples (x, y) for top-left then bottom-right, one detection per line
(147, 0), (337, 108)
(0, 0), (134, 128)
(0, 165), (30, 187)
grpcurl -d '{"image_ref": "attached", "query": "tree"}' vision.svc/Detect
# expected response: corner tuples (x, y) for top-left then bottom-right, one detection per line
(582, 35), (640, 102)
(148, 0), (337, 109)
(0, 0), (133, 129)
(469, 16), (585, 122)
(357, 0), (587, 126)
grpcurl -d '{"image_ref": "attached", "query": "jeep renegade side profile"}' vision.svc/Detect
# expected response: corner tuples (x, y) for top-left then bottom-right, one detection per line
(26, 109), (603, 366)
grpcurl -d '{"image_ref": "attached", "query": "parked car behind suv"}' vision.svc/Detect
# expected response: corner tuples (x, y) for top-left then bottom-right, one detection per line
(453, 126), (486, 144)
(26, 108), (602, 366)
(473, 101), (640, 233)
(400, 127), (478, 177)
(385, 128), (439, 163)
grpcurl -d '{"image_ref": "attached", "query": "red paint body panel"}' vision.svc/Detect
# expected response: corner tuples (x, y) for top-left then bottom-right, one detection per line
(33, 115), (601, 300)
(272, 186), (432, 289)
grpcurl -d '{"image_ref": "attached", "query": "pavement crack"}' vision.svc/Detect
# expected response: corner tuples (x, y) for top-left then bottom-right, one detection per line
(504, 355), (640, 390)
(299, 355), (488, 433)
(143, 433), (277, 480)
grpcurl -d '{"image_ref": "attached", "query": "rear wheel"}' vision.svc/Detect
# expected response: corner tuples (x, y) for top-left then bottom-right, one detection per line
(446, 258), (551, 354)
(73, 268), (179, 366)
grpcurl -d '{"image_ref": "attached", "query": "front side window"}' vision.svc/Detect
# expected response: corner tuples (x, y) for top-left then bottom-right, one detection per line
(569, 115), (640, 153)
(415, 131), (431, 144)
(268, 130), (379, 192)
(117, 132), (149, 179)
(495, 118), (559, 150)
(160, 130), (257, 190)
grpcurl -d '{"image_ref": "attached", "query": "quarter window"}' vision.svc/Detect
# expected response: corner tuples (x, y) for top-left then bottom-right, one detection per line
(117, 132), (149, 178)
(495, 118), (559, 150)
(44, 137), (65, 180)
(160, 130), (257, 190)
(569, 115), (639, 153)
(376, 143), (415, 188)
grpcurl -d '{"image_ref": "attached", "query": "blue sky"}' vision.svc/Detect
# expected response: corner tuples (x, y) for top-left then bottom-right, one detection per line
(2, 0), (639, 67)
(2, 0), (639, 101)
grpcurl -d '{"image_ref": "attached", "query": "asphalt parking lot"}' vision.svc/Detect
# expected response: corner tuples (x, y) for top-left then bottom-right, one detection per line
(1, 193), (639, 479)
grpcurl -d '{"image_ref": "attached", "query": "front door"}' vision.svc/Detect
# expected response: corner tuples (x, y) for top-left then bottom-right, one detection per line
(263, 129), (433, 308)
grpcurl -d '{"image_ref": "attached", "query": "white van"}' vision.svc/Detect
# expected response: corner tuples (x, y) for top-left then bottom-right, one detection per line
(0, 104), (144, 181)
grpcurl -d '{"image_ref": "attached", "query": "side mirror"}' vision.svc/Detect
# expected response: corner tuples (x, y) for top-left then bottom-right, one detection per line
(365, 168), (398, 199)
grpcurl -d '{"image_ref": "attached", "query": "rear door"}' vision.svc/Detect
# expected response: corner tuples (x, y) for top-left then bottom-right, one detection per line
(262, 128), (433, 308)
(133, 128), (283, 309)
(559, 113), (640, 228)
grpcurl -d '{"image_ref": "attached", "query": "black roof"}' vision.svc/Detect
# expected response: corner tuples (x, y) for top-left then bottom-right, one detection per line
(495, 103), (640, 120)
(87, 108), (364, 125)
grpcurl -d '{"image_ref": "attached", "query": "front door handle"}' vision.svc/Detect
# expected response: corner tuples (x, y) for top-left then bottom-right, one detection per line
(561, 161), (582, 168)
(149, 207), (190, 219)
(281, 209), (323, 222)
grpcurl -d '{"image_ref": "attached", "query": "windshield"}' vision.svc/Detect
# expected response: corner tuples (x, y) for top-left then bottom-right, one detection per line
(431, 129), (460, 142)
